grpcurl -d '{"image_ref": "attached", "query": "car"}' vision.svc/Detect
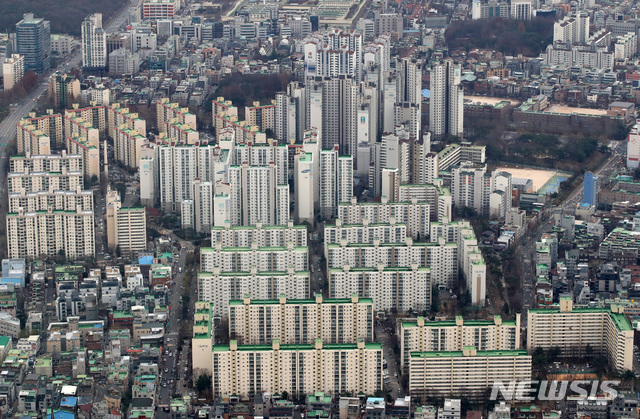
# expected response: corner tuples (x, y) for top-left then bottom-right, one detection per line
(164, 369), (168, 373)
(394, 372), (398, 377)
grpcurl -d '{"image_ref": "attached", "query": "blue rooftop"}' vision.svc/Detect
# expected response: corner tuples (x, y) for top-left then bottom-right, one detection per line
(60, 397), (78, 407)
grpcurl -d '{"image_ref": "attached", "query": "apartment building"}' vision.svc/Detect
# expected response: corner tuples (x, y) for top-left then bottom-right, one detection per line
(326, 237), (457, 287)
(114, 126), (146, 169)
(210, 221), (307, 247)
(328, 266), (431, 312)
(81, 14), (107, 69)
(198, 268), (309, 317)
(527, 297), (633, 372)
(165, 119), (199, 145)
(156, 98), (196, 134)
(8, 188), (93, 213)
(16, 123), (51, 156)
(6, 207), (95, 259)
(399, 315), (521, 371)
(320, 145), (353, 219)
(192, 301), (215, 376)
(409, 347), (531, 398)
(337, 197), (431, 239)
(65, 135), (100, 179)
(211, 340), (382, 399)
(3, 54), (24, 91)
(115, 207), (147, 254)
(245, 101), (275, 133)
(200, 243), (308, 272)
(227, 162), (290, 226)
(8, 168), (83, 194)
(430, 59), (463, 139)
(18, 111), (64, 149)
(106, 103), (146, 141)
(63, 114), (99, 148)
(228, 294), (374, 345)
(65, 104), (107, 135)
(324, 220), (408, 256)
(9, 152), (82, 174)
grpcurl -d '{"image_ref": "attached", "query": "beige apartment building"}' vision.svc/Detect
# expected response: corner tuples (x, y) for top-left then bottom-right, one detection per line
(211, 340), (382, 399)
(400, 315), (521, 371)
(6, 207), (95, 259)
(409, 347), (531, 398)
(156, 98), (196, 133)
(210, 222), (308, 248)
(16, 122), (51, 156)
(106, 103), (146, 140)
(228, 294), (374, 345)
(192, 302), (215, 376)
(115, 207), (147, 254)
(197, 268), (309, 317)
(527, 297), (634, 372)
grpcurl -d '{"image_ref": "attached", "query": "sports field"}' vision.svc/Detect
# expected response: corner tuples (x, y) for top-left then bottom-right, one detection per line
(497, 167), (570, 194)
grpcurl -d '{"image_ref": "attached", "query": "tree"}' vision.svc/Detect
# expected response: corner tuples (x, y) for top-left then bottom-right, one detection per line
(115, 245), (122, 258)
(532, 347), (547, 367)
(281, 391), (289, 401)
(196, 374), (212, 395)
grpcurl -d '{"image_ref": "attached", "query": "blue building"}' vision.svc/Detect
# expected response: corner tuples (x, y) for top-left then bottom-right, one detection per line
(583, 171), (599, 206)
(16, 13), (51, 73)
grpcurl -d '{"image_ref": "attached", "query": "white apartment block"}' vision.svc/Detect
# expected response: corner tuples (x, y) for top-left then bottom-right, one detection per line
(320, 146), (353, 219)
(397, 184), (452, 222)
(615, 32), (637, 60)
(527, 298), (633, 372)
(198, 268), (310, 317)
(211, 340), (382, 399)
(228, 163), (289, 226)
(554, 13), (590, 44)
(9, 188), (93, 213)
(627, 122), (640, 169)
(328, 265), (431, 313)
(7, 207), (95, 259)
(106, 103), (146, 141)
(228, 294), (374, 345)
(16, 123), (51, 156)
(200, 243), (308, 273)
(337, 197), (431, 239)
(189, 179), (213, 233)
(8, 169), (83, 194)
(451, 162), (490, 214)
(211, 221), (307, 247)
(3, 54), (24, 91)
(115, 207), (147, 254)
(430, 219), (487, 305)
(156, 98), (196, 134)
(10, 151), (82, 173)
(295, 152), (315, 223)
(233, 141), (288, 185)
(409, 347), (531, 398)
(304, 29), (363, 80)
(429, 59), (463, 138)
(437, 143), (486, 172)
(139, 156), (156, 207)
(324, 219), (408, 256)
(326, 237), (457, 287)
(399, 315), (521, 371)
(82, 13), (107, 68)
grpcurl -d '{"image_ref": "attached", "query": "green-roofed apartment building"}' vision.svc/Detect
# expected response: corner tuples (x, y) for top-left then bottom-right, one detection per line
(527, 297), (634, 372)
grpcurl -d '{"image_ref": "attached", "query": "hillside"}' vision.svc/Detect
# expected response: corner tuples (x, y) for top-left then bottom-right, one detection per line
(445, 17), (554, 56)
(0, 0), (129, 36)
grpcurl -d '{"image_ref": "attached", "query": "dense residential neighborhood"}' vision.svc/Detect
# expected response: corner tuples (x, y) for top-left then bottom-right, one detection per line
(3, 0), (640, 417)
